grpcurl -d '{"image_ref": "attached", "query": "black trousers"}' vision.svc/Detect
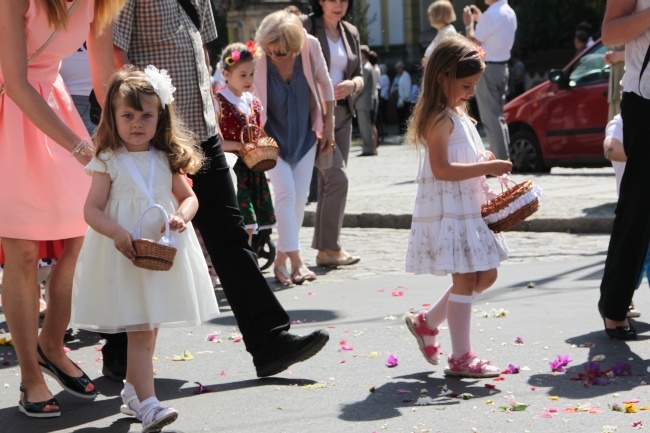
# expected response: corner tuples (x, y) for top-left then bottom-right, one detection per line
(103, 136), (290, 363)
(599, 92), (650, 321)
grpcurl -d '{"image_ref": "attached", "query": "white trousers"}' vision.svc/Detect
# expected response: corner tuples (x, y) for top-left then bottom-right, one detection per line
(266, 144), (317, 253)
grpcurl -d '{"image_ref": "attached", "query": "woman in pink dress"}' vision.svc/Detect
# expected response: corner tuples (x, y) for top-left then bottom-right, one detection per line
(0, 0), (125, 418)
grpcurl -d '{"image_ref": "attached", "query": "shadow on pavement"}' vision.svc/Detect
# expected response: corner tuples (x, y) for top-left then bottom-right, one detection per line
(527, 324), (650, 401)
(338, 371), (501, 422)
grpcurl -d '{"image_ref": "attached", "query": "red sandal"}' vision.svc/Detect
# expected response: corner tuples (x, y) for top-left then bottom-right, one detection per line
(405, 311), (441, 365)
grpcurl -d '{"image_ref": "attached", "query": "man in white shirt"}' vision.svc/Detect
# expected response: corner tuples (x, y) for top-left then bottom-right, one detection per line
(464, 0), (517, 160)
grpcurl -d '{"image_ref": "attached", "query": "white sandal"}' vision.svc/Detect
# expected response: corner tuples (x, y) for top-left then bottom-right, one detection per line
(141, 405), (178, 433)
(120, 389), (141, 420)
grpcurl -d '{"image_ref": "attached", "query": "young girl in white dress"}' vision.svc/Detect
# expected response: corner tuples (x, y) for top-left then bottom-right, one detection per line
(71, 66), (219, 432)
(404, 36), (512, 378)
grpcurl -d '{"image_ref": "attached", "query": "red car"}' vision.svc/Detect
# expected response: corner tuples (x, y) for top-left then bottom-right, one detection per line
(504, 41), (610, 172)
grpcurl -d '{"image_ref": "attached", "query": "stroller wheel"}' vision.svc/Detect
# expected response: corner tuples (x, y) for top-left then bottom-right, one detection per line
(252, 228), (276, 271)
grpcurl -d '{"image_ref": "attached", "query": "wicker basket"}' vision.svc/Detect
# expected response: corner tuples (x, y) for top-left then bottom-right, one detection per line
(240, 124), (279, 173)
(132, 204), (177, 271)
(481, 178), (541, 233)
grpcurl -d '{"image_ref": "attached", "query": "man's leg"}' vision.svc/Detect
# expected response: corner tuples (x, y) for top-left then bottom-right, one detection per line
(191, 136), (328, 376)
(476, 64), (509, 160)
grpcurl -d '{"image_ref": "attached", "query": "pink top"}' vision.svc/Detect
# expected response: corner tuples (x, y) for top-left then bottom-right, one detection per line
(253, 31), (334, 137)
(0, 0), (94, 240)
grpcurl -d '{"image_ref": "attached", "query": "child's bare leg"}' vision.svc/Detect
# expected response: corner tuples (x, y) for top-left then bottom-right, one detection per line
(474, 269), (498, 294)
(126, 329), (156, 402)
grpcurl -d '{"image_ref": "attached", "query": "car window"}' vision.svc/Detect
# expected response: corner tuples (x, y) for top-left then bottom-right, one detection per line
(568, 43), (609, 87)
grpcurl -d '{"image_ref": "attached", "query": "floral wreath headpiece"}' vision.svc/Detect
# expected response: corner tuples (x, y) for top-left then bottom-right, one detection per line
(143, 65), (176, 109)
(218, 41), (261, 71)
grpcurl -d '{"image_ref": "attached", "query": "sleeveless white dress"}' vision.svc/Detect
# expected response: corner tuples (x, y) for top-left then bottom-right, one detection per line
(71, 148), (219, 332)
(405, 108), (509, 276)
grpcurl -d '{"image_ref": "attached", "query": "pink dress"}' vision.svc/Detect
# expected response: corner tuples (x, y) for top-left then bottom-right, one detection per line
(0, 0), (94, 240)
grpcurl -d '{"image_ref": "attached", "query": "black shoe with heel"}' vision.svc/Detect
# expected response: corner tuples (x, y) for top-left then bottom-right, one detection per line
(18, 385), (61, 418)
(599, 307), (637, 340)
(37, 345), (98, 399)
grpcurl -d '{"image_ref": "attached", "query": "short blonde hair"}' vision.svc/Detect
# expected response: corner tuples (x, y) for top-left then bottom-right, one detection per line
(255, 10), (305, 55)
(428, 0), (456, 27)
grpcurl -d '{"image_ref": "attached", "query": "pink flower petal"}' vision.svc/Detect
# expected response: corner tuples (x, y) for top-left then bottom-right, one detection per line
(341, 345), (354, 351)
(386, 354), (398, 368)
(391, 291), (404, 297)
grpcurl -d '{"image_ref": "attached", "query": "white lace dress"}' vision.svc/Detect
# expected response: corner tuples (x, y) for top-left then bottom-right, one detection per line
(405, 109), (509, 276)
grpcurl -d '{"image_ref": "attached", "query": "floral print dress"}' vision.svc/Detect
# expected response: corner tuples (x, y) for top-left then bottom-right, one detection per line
(405, 108), (509, 276)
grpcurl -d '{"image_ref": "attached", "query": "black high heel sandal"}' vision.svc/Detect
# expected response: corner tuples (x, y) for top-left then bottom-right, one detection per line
(599, 307), (637, 340)
(37, 345), (98, 399)
(18, 385), (61, 418)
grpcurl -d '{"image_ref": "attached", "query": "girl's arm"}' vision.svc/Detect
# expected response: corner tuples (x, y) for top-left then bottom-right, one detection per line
(602, 0), (650, 46)
(85, 172), (137, 260)
(0, 0), (90, 164)
(222, 139), (243, 153)
(426, 113), (512, 181)
(169, 173), (199, 233)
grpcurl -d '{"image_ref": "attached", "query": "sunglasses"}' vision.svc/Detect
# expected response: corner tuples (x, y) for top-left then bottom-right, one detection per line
(266, 51), (288, 57)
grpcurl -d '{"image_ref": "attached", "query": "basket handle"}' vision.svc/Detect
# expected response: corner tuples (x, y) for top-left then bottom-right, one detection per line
(496, 174), (517, 193)
(131, 204), (173, 246)
(239, 123), (266, 145)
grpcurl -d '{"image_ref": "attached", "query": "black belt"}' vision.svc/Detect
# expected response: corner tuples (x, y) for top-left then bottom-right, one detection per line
(485, 61), (508, 65)
(336, 99), (348, 106)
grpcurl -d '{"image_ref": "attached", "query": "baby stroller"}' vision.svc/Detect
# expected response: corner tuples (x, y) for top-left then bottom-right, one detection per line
(251, 228), (275, 271)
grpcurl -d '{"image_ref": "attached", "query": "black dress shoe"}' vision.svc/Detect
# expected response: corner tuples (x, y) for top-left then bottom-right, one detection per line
(255, 330), (330, 377)
(37, 345), (98, 399)
(357, 152), (377, 157)
(18, 385), (61, 418)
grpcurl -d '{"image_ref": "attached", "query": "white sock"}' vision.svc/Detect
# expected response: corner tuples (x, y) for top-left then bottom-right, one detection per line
(139, 396), (160, 421)
(122, 381), (137, 398)
(446, 293), (473, 358)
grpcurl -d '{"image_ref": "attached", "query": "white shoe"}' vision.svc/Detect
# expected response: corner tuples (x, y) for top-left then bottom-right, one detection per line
(141, 405), (179, 433)
(120, 389), (141, 421)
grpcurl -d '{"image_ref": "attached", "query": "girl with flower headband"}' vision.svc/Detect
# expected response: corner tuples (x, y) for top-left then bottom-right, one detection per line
(404, 36), (512, 379)
(71, 65), (219, 432)
(215, 41), (276, 246)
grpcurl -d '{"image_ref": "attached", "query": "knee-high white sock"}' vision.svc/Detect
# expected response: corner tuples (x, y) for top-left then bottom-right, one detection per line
(446, 293), (473, 358)
(424, 285), (452, 329)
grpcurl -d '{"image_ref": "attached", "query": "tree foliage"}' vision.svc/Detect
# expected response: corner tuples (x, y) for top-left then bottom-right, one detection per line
(511, 0), (606, 52)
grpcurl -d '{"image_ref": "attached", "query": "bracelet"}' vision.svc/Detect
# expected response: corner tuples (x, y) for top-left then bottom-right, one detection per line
(352, 80), (358, 94)
(465, 25), (473, 32)
(71, 139), (95, 157)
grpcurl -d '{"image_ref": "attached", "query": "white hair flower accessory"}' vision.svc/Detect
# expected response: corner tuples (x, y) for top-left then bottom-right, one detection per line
(144, 65), (176, 108)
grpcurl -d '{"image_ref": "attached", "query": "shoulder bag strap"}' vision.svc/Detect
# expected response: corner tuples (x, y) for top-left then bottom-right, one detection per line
(28, 0), (82, 65)
(639, 43), (650, 98)
(176, 0), (202, 31)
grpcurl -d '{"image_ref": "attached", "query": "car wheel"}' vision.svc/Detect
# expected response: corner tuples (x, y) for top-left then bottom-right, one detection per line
(509, 130), (549, 173)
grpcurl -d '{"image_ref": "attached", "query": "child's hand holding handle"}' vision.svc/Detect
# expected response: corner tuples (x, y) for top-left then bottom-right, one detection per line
(113, 226), (136, 261)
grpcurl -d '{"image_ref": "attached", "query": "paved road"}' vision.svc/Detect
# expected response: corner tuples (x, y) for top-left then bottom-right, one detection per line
(2, 137), (641, 433)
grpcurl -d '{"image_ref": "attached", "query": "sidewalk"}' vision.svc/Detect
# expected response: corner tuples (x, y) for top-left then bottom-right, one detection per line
(303, 133), (618, 233)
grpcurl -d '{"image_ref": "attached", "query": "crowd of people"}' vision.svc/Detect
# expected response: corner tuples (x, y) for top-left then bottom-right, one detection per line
(1, 0), (648, 431)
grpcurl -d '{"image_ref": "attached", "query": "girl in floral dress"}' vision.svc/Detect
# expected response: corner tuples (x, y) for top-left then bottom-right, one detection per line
(404, 36), (512, 378)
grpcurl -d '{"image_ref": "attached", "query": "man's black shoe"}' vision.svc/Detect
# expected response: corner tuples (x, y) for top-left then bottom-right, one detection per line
(102, 363), (126, 382)
(255, 330), (329, 378)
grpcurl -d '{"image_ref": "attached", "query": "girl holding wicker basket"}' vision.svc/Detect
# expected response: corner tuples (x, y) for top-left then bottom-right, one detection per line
(403, 36), (512, 379)
(71, 66), (219, 432)
(214, 41), (276, 246)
